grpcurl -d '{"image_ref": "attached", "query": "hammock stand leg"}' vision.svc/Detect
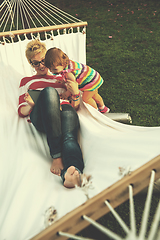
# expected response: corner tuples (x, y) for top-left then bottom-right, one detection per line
(31, 155), (160, 240)
(58, 171), (159, 240)
(58, 231), (94, 240)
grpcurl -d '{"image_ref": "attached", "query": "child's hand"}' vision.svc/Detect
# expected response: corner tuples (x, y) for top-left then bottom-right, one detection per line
(55, 79), (66, 84)
(24, 92), (35, 108)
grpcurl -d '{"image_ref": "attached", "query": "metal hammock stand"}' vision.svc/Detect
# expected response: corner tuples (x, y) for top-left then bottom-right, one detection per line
(0, 1), (160, 240)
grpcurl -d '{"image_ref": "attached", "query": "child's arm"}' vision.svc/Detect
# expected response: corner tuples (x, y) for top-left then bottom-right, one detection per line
(65, 73), (80, 110)
(66, 72), (76, 82)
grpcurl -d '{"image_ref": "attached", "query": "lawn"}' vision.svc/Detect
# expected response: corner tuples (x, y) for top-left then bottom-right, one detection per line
(47, 0), (160, 239)
(51, 0), (160, 127)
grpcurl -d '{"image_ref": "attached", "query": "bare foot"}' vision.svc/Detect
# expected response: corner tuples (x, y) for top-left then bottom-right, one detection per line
(50, 157), (64, 176)
(64, 166), (81, 188)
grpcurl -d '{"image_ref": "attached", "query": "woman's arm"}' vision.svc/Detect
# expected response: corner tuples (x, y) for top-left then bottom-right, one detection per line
(70, 91), (80, 110)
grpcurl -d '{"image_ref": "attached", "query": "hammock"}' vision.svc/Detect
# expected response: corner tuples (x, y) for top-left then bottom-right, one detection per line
(0, 1), (160, 240)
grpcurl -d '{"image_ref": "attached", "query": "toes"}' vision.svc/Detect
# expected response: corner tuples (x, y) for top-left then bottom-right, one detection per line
(64, 167), (81, 188)
(73, 170), (79, 177)
(50, 168), (61, 176)
(67, 166), (76, 175)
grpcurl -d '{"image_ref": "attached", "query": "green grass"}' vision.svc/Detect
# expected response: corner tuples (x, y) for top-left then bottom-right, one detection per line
(51, 0), (160, 127)
(47, 0), (160, 239)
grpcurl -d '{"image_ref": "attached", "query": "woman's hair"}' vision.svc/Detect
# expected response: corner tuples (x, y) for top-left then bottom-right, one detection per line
(45, 47), (69, 69)
(25, 39), (47, 64)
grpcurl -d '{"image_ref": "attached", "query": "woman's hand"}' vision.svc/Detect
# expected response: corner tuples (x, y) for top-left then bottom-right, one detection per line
(24, 92), (35, 108)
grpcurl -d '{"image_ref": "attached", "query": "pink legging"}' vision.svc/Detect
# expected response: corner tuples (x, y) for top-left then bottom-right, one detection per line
(82, 89), (104, 109)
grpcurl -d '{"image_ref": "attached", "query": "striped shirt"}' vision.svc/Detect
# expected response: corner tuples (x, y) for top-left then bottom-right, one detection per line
(18, 75), (68, 118)
(66, 60), (103, 91)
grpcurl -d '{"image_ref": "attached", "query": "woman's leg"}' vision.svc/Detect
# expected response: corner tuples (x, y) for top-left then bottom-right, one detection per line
(30, 87), (84, 184)
(30, 87), (64, 175)
(60, 104), (84, 186)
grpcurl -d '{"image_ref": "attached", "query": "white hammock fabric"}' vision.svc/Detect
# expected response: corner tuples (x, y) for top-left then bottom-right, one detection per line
(0, 32), (160, 240)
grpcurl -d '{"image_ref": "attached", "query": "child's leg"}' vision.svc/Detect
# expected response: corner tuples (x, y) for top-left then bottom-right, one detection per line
(93, 89), (110, 113)
(82, 91), (98, 109)
(82, 90), (110, 113)
(92, 89), (104, 108)
(83, 89), (106, 108)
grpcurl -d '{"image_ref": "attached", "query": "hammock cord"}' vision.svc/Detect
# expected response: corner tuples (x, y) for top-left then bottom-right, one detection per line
(37, 0), (82, 23)
(0, 0), (83, 33)
(0, 0), (14, 30)
(28, 0), (57, 26)
(11, 1), (16, 30)
(20, 0), (45, 28)
(32, 0), (68, 25)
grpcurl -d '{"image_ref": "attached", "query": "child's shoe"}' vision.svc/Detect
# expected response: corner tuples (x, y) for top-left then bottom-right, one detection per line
(99, 106), (110, 113)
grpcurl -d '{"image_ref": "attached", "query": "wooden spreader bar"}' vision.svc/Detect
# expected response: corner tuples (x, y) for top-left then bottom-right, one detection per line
(0, 22), (88, 38)
(31, 155), (160, 240)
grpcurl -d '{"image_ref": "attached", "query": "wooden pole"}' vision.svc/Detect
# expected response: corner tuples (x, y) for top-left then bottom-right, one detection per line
(0, 22), (88, 38)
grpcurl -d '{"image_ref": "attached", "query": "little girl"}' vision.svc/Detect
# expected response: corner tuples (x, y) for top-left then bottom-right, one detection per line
(45, 47), (110, 113)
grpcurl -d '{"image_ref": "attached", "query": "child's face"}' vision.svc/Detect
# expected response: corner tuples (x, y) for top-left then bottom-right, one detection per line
(50, 65), (64, 74)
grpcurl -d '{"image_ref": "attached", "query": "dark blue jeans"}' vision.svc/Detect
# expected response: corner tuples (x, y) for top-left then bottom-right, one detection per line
(30, 87), (84, 180)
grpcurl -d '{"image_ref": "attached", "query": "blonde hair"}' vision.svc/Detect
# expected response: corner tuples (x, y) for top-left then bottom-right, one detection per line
(25, 39), (47, 64)
(45, 47), (69, 69)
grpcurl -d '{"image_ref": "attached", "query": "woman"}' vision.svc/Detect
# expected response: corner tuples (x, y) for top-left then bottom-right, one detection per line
(18, 39), (84, 188)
